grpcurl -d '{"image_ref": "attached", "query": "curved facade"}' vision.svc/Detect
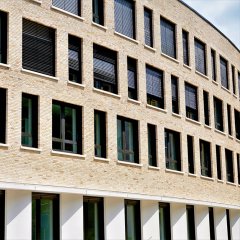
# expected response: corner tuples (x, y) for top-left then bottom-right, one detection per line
(0, 0), (239, 239)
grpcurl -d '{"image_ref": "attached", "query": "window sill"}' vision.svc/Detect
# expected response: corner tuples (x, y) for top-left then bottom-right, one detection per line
(20, 146), (42, 153)
(0, 63), (10, 69)
(221, 86), (231, 94)
(67, 81), (85, 89)
(91, 22), (108, 31)
(31, 0), (42, 4)
(217, 179), (224, 183)
(148, 166), (160, 170)
(200, 176), (214, 181)
(172, 112), (182, 118)
(127, 98), (141, 105)
(183, 64), (191, 70)
(146, 104), (167, 113)
(214, 128), (226, 136)
(161, 52), (179, 64)
(21, 68), (59, 82)
(188, 173), (197, 177)
(212, 80), (219, 86)
(165, 169), (184, 175)
(228, 135), (234, 140)
(0, 143), (9, 149)
(117, 160), (143, 168)
(51, 6), (85, 21)
(114, 31), (139, 44)
(204, 124), (212, 130)
(233, 94), (238, 99)
(185, 117), (201, 126)
(226, 181), (236, 186)
(144, 44), (156, 52)
(94, 156), (110, 162)
(195, 70), (209, 80)
(236, 138), (240, 144)
(93, 87), (121, 99)
(51, 150), (86, 159)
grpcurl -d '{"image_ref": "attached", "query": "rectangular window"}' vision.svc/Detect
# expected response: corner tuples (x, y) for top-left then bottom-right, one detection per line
(237, 154), (240, 185)
(234, 109), (240, 140)
(186, 205), (196, 240)
(22, 93), (38, 148)
(187, 135), (194, 174)
(226, 209), (231, 240)
(211, 49), (216, 81)
(225, 149), (234, 183)
(220, 56), (229, 89)
(52, 101), (82, 154)
(209, 207), (215, 240)
(93, 44), (117, 94)
(144, 8), (153, 47)
(0, 88), (6, 144)
(238, 72), (240, 98)
(0, 190), (5, 240)
(146, 65), (164, 109)
(23, 19), (55, 76)
(203, 90), (210, 126)
(165, 129), (181, 171)
(148, 124), (157, 167)
(160, 17), (176, 59)
(185, 83), (198, 121)
(214, 97), (224, 132)
(182, 30), (189, 66)
(216, 145), (222, 180)
(69, 35), (81, 83)
(227, 104), (232, 135)
(94, 110), (106, 158)
(52, 0), (80, 16)
(32, 193), (59, 240)
(117, 116), (139, 163)
(171, 75), (179, 114)
(114, 0), (135, 39)
(159, 203), (171, 240)
(83, 196), (104, 240)
(232, 65), (236, 94)
(128, 57), (137, 100)
(92, 0), (104, 25)
(0, 11), (7, 64)
(200, 139), (212, 177)
(194, 38), (206, 75)
(125, 200), (141, 240)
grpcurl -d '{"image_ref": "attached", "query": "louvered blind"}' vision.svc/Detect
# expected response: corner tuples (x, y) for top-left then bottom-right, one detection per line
(185, 84), (197, 110)
(144, 8), (153, 47)
(128, 58), (136, 89)
(194, 39), (206, 75)
(220, 57), (228, 89)
(23, 19), (55, 76)
(114, 0), (135, 39)
(182, 30), (189, 65)
(211, 50), (216, 81)
(161, 18), (176, 58)
(146, 67), (163, 98)
(52, 0), (80, 16)
(171, 77), (178, 101)
(69, 37), (80, 72)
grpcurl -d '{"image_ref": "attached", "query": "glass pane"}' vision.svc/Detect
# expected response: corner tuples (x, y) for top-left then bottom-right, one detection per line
(32, 199), (37, 240)
(125, 121), (134, 162)
(95, 112), (102, 156)
(52, 104), (61, 139)
(126, 204), (136, 240)
(117, 119), (123, 161)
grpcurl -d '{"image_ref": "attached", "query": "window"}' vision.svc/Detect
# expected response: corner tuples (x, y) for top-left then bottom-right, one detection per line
(22, 93), (38, 148)
(225, 149), (234, 183)
(214, 97), (224, 132)
(148, 124), (157, 167)
(220, 56), (229, 89)
(171, 75), (179, 114)
(232, 66), (236, 94)
(200, 139), (211, 177)
(187, 135), (194, 174)
(216, 145), (222, 180)
(194, 38), (206, 75)
(237, 154), (240, 185)
(182, 30), (189, 66)
(128, 57), (137, 100)
(238, 72), (240, 98)
(125, 200), (141, 240)
(160, 17), (176, 59)
(0, 88), (6, 144)
(146, 65), (164, 109)
(234, 109), (240, 140)
(93, 0), (104, 25)
(211, 49), (216, 81)
(32, 193), (59, 240)
(0, 190), (5, 240)
(69, 35), (81, 83)
(209, 207), (215, 240)
(83, 197), (104, 240)
(117, 116), (139, 163)
(52, 0), (80, 16)
(94, 110), (106, 158)
(159, 203), (171, 240)
(114, 0), (135, 39)
(226, 209), (231, 240)
(165, 129), (181, 171)
(203, 91), (210, 126)
(52, 101), (82, 154)
(185, 83), (198, 121)
(0, 11), (7, 64)
(93, 44), (117, 94)
(144, 8), (153, 47)
(227, 104), (232, 135)
(186, 205), (196, 240)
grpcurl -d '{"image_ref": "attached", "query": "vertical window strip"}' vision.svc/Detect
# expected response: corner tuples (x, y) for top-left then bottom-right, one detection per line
(216, 145), (222, 180)
(0, 88), (6, 144)
(220, 57), (229, 89)
(225, 149), (234, 183)
(234, 109), (240, 140)
(159, 203), (171, 240)
(92, 0), (104, 25)
(171, 76), (179, 114)
(0, 190), (5, 240)
(200, 140), (212, 177)
(185, 83), (198, 121)
(52, 0), (80, 16)
(232, 66), (236, 94)
(209, 207), (215, 240)
(211, 49), (216, 81)
(203, 91), (210, 126)
(148, 124), (157, 167)
(182, 30), (189, 65)
(227, 104), (232, 135)
(237, 153), (240, 185)
(214, 97), (224, 132)
(187, 135), (194, 174)
(194, 39), (206, 75)
(128, 57), (137, 100)
(0, 11), (7, 64)
(238, 72), (240, 98)
(144, 8), (153, 47)
(186, 205), (196, 240)
(226, 209), (232, 240)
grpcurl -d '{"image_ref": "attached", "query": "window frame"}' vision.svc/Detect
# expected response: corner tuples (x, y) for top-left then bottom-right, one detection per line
(194, 38), (207, 75)
(211, 49), (216, 81)
(144, 7), (153, 47)
(185, 82), (198, 121)
(92, 0), (104, 25)
(0, 10), (8, 64)
(227, 104), (232, 136)
(159, 202), (171, 240)
(231, 65), (236, 95)
(0, 88), (6, 144)
(216, 145), (222, 180)
(213, 97), (224, 132)
(171, 75), (179, 114)
(225, 148), (234, 183)
(186, 205), (196, 240)
(148, 123), (157, 167)
(234, 109), (240, 140)
(199, 139), (212, 178)
(187, 135), (195, 174)
(182, 29), (189, 66)
(220, 56), (229, 89)
(127, 57), (138, 100)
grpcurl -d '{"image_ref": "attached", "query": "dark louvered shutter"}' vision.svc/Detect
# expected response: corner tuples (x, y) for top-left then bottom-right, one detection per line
(161, 18), (176, 59)
(128, 58), (136, 89)
(185, 84), (197, 110)
(182, 30), (189, 65)
(114, 0), (135, 39)
(0, 11), (7, 64)
(23, 19), (55, 76)
(146, 67), (163, 98)
(211, 50), (216, 81)
(144, 8), (153, 47)
(220, 57), (228, 89)
(194, 39), (206, 75)
(69, 36), (80, 72)
(52, 0), (80, 16)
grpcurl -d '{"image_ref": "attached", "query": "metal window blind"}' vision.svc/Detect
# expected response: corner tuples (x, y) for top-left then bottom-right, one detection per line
(161, 18), (176, 58)
(144, 8), (153, 47)
(182, 30), (189, 65)
(23, 19), (55, 76)
(52, 0), (80, 15)
(128, 58), (136, 89)
(171, 76), (178, 101)
(220, 57), (228, 89)
(195, 39), (206, 75)
(69, 36), (80, 72)
(185, 84), (197, 110)
(211, 50), (216, 80)
(114, 0), (135, 39)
